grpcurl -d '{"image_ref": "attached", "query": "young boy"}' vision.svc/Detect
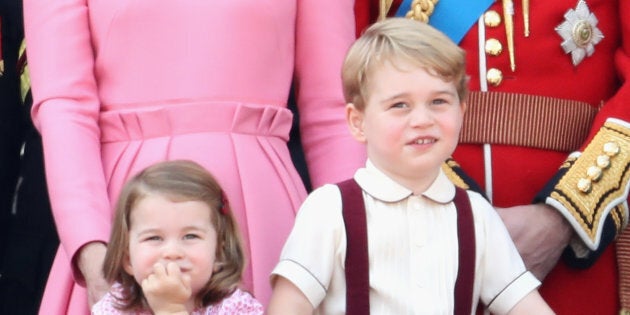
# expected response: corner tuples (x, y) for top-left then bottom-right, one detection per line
(267, 18), (554, 314)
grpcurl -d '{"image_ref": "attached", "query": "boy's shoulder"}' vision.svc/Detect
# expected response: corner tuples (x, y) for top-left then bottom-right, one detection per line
(297, 182), (346, 218)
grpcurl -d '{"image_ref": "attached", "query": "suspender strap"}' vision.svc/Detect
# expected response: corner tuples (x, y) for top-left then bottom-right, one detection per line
(339, 180), (476, 315)
(454, 187), (476, 315)
(339, 178), (370, 315)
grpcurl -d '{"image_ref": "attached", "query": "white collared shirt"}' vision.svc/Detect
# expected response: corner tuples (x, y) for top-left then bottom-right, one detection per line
(271, 160), (539, 315)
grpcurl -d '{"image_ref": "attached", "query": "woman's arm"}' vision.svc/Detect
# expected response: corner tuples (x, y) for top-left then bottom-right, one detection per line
(294, 0), (366, 188)
(23, 0), (112, 304)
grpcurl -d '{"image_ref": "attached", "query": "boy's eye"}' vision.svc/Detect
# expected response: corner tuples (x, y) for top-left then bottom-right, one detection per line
(390, 102), (408, 109)
(431, 98), (448, 105)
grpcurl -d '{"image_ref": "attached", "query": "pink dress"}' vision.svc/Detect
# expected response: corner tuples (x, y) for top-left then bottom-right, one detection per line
(91, 288), (263, 315)
(23, 1), (365, 314)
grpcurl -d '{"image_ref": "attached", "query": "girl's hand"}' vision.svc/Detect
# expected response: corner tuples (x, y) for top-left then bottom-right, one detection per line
(141, 262), (192, 315)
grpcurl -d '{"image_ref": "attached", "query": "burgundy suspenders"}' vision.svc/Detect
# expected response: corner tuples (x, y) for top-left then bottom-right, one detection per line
(339, 179), (371, 315)
(338, 179), (476, 315)
(453, 184), (476, 315)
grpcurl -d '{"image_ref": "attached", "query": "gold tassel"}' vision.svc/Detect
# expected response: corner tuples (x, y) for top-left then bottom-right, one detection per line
(502, 0), (516, 71)
(379, 0), (394, 21)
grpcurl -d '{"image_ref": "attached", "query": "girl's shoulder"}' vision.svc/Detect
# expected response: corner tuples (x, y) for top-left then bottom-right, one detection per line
(199, 289), (264, 315)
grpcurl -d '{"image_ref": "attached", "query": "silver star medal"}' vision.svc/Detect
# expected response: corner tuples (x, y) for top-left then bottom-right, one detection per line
(555, 0), (604, 66)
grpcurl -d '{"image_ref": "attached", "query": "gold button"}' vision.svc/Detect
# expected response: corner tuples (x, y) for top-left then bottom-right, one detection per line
(484, 10), (501, 27)
(603, 141), (620, 157)
(596, 155), (611, 169)
(577, 178), (592, 193)
(486, 68), (503, 86)
(485, 38), (503, 56)
(586, 166), (602, 182)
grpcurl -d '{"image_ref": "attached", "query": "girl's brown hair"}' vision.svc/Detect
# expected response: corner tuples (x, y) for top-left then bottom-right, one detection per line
(102, 160), (245, 310)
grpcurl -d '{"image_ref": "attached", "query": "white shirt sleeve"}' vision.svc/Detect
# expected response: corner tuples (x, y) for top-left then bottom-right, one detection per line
(470, 191), (541, 314)
(270, 184), (345, 308)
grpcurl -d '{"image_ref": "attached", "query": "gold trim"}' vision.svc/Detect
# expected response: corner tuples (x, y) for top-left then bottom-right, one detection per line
(550, 120), (630, 243)
(18, 40), (30, 103)
(441, 160), (470, 190)
(379, 0), (394, 21)
(462, 92), (599, 152)
(522, 0), (530, 37)
(404, 0), (439, 23)
(502, 0), (516, 71)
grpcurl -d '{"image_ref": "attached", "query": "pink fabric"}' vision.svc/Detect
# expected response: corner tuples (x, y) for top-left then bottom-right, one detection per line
(91, 287), (263, 315)
(22, 1), (366, 314)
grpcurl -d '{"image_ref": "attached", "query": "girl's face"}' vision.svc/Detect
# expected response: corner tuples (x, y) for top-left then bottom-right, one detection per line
(124, 193), (218, 299)
(348, 60), (465, 191)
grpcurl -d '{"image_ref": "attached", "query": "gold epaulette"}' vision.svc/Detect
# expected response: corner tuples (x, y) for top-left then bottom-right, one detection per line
(442, 159), (470, 190)
(545, 118), (630, 250)
(18, 40), (30, 103)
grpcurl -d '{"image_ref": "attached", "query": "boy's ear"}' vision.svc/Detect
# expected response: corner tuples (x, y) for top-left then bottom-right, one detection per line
(346, 103), (366, 143)
(460, 100), (468, 114)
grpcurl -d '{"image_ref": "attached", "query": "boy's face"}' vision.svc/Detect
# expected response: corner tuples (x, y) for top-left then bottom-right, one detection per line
(347, 60), (466, 186)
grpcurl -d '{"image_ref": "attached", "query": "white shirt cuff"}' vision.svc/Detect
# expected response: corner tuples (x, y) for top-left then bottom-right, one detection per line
(488, 271), (541, 314)
(271, 259), (327, 308)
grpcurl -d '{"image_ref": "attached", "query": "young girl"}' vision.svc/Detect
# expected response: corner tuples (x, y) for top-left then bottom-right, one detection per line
(92, 160), (263, 314)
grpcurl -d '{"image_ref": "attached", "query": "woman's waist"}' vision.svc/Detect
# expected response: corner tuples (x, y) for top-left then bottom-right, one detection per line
(99, 100), (293, 143)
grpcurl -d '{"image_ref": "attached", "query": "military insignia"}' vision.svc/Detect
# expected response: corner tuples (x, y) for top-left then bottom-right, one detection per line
(555, 0), (604, 66)
(546, 119), (630, 249)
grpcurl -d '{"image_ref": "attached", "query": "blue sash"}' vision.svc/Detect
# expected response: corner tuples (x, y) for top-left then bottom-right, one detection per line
(395, 0), (494, 43)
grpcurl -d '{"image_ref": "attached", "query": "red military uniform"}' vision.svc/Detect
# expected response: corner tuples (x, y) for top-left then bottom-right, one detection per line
(356, 0), (630, 314)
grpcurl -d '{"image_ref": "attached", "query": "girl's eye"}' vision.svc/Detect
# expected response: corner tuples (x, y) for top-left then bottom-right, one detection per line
(144, 236), (161, 242)
(183, 233), (200, 240)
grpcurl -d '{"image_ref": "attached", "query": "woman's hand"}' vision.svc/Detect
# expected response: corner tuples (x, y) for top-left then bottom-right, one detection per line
(77, 242), (110, 307)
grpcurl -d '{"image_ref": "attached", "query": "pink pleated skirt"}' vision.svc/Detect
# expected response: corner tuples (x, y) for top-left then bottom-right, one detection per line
(40, 101), (307, 314)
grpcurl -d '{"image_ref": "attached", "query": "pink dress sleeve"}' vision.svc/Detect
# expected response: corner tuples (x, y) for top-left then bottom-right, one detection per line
(23, 0), (111, 282)
(294, 0), (367, 188)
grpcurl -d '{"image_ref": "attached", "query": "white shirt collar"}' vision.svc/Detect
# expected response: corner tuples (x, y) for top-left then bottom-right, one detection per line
(354, 159), (455, 204)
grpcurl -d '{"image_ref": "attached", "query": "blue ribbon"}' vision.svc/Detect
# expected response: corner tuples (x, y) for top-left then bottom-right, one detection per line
(395, 0), (495, 44)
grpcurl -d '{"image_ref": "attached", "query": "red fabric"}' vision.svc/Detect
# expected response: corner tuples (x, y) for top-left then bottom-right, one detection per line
(355, 1), (627, 314)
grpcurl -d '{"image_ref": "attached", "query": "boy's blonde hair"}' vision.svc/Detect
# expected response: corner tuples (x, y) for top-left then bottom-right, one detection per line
(342, 18), (468, 110)
(103, 160), (245, 310)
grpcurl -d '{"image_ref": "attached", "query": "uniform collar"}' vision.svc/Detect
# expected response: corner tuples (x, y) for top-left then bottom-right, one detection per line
(354, 160), (456, 204)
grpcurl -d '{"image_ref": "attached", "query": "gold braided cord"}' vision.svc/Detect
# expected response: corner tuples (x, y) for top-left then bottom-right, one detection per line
(405, 0), (439, 23)
(378, 0), (439, 23)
